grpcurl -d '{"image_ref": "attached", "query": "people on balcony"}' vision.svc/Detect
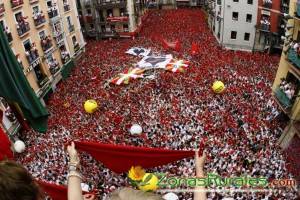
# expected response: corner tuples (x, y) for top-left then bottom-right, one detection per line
(61, 50), (70, 64)
(25, 43), (39, 64)
(41, 36), (52, 52)
(260, 17), (270, 31)
(48, 5), (58, 18)
(4, 26), (13, 42)
(279, 78), (296, 100)
(33, 10), (46, 26)
(16, 15), (29, 36)
(11, 0), (23, 7)
(49, 58), (59, 75)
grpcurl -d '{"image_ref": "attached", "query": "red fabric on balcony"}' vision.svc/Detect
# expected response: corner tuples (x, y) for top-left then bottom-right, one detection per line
(74, 141), (194, 174)
(0, 115), (13, 161)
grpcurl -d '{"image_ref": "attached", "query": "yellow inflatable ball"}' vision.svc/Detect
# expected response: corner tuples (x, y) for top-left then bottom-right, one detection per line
(138, 173), (159, 191)
(212, 81), (225, 94)
(84, 100), (98, 114)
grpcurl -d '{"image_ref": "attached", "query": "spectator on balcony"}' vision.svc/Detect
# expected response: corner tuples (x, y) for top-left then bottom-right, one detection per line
(61, 50), (70, 64)
(41, 36), (52, 52)
(49, 58), (59, 74)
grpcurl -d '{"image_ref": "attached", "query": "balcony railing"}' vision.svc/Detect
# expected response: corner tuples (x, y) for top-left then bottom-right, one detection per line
(68, 24), (75, 33)
(25, 50), (39, 65)
(74, 43), (80, 52)
(11, 0), (24, 9)
(287, 48), (300, 69)
(17, 23), (30, 37)
(5, 31), (13, 43)
(274, 87), (292, 110)
(259, 23), (270, 31)
(262, 1), (272, 9)
(49, 60), (60, 75)
(29, 0), (39, 4)
(41, 37), (53, 52)
(96, 0), (126, 8)
(33, 15), (46, 27)
(48, 8), (59, 19)
(61, 51), (70, 64)
(64, 4), (70, 12)
(0, 3), (5, 16)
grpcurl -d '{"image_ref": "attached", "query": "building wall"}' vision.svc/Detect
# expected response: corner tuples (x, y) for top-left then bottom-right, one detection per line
(272, 0), (300, 147)
(221, 0), (257, 51)
(0, 0), (85, 99)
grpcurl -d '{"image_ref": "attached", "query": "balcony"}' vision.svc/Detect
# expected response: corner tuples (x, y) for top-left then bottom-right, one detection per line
(96, 0), (126, 9)
(41, 37), (53, 53)
(106, 16), (129, 23)
(29, 0), (38, 4)
(68, 24), (75, 33)
(262, 0), (272, 9)
(25, 49), (39, 65)
(61, 51), (70, 64)
(5, 31), (13, 43)
(49, 59), (60, 75)
(48, 8), (59, 19)
(258, 23), (270, 32)
(0, 3), (5, 16)
(16, 22), (30, 37)
(74, 43), (80, 53)
(53, 32), (65, 46)
(286, 48), (300, 76)
(33, 15), (46, 27)
(64, 4), (71, 12)
(273, 87), (292, 114)
(11, 0), (24, 9)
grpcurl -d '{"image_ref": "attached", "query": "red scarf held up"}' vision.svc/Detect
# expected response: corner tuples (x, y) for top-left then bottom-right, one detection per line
(75, 141), (194, 174)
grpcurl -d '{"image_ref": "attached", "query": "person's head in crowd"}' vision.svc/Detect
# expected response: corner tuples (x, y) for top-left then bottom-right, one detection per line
(0, 160), (43, 200)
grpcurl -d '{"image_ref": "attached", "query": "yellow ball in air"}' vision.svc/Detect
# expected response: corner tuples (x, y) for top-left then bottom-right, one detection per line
(84, 100), (98, 114)
(212, 81), (225, 94)
(138, 173), (159, 191)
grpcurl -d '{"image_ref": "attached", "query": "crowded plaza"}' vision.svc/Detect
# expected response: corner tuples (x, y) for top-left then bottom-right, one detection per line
(1, 7), (299, 200)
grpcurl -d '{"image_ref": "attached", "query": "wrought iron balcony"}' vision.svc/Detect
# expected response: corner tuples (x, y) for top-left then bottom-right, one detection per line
(64, 4), (71, 12)
(17, 22), (30, 37)
(41, 37), (53, 52)
(33, 15), (46, 27)
(273, 87), (292, 114)
(25, 50), (39, 65)
(96, 0), (126, 9)
(11, 0), (24, 9)
(5, 31), (13, 43)
(262, 1), (272, 9)
(48, 8), (59, 19)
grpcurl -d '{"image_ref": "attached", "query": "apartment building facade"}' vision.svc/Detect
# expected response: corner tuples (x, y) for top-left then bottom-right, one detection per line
(272, 0), (300, 183)
(207, 0), (258, 51)
(77, 0), (146, 39)
(254, 0), (289, 54)
(0, 0), (85, 136)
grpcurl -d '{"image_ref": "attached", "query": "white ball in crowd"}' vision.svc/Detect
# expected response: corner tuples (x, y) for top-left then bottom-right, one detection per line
(130, 124), (143, 135)
(13, 140), (26, 153)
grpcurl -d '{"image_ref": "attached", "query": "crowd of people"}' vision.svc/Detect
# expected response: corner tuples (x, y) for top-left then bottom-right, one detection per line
(16, 9), (299, 199)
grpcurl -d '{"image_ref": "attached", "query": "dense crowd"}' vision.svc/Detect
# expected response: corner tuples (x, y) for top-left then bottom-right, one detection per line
(16, 9), (299, 199)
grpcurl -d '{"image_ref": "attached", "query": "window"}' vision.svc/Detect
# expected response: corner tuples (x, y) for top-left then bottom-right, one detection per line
(72, 36), (77, 46)
(39, 30), (46, 39)
(232, 12), (238, 21)
(247, 0), (253, 4)
(233, 0), (238, 2)
(87, 9), (92, 15)
(66, 16), (72, 27)
(33, 6), (39, 14)
(217, 0), (221, 5)
(246, 14), (252, 23)
(231, 31), (237, 39)
(244, 33), (250, 41)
